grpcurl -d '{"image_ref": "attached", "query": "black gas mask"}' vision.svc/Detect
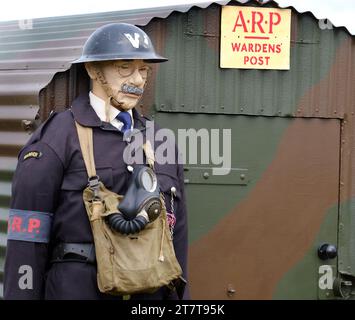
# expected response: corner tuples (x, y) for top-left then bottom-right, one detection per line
(107, 165), (162, 235)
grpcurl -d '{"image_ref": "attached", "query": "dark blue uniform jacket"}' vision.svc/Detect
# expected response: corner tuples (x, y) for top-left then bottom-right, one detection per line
(4, 93), (189, 300)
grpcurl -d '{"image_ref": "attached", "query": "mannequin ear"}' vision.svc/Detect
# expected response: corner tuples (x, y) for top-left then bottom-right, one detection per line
(85, 62), (97, 80)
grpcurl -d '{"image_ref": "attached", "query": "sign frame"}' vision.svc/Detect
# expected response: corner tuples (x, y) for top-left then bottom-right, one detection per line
(220, 6), (291, 70)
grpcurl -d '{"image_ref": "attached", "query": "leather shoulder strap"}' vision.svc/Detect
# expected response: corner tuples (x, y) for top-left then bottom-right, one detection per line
(75, 121), (97, 178)
(75, 120), (155, 174)
(143, 140), (155, 169)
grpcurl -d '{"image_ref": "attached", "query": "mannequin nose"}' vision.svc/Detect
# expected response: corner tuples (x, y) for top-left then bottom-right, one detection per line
(129, 68), (145, 86)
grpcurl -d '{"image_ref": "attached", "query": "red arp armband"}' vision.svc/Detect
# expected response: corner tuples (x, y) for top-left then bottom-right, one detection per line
(7, 209), (53, 243)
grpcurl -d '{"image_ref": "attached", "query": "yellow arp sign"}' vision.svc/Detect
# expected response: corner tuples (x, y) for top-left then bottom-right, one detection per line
(220, 6), (291, 70)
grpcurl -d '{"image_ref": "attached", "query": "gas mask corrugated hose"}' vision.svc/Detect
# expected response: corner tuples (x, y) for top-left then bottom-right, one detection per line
(106, 165), (162, 235)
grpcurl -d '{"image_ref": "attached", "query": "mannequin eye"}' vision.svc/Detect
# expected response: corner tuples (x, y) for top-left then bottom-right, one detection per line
(138, 66), (152, 79)
(115, 62), (151, 79)
(117, 64), (133, 76)
(120, 64), (130, 69)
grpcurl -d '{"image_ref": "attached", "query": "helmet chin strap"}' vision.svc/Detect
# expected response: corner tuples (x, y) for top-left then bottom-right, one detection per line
(110, 96), (125, 110)
(91, 64), (113, 122)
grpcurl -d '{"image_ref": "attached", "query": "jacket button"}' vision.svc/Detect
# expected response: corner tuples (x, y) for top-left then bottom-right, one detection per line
(171, 186), (176, 196)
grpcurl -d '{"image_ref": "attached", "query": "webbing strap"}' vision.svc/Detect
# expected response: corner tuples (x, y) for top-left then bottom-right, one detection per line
(75, 121), (97, 179)
(75, 121), (156, 175)
(143, 140), (155, 169)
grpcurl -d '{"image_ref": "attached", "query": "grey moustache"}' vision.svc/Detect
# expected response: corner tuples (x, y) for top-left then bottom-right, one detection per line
(121, 84), (144, 96)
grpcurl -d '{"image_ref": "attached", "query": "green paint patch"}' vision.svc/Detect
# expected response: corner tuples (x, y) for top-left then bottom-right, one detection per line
(0, 219), (7, 234)
(0, 171), (14, 182)
(338, 199), (355, 277)
(0, 197), (10, 208)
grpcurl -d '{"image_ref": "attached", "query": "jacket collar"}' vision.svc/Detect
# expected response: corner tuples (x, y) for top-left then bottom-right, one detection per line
(71, 93), (148, 131)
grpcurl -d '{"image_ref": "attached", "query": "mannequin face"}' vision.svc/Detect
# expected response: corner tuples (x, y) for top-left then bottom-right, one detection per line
(85, 59), (151, 110)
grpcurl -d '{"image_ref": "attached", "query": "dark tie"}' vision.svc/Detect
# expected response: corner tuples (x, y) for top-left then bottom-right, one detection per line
(116, 111), (132, 133)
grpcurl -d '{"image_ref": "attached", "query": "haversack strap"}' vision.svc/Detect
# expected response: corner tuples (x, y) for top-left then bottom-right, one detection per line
(143, 140), (155, 169)
(75, 121), (96, 178)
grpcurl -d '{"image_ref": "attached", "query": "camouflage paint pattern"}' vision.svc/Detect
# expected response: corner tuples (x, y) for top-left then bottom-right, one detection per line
(1, 1), (355, 299)
(152, 3), (354, 299)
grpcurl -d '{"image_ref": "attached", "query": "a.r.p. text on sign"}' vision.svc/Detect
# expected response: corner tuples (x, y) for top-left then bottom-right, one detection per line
(220, 6), (291, 70)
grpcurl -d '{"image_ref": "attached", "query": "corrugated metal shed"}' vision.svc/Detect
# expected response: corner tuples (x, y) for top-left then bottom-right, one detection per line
(0, 0), (354, 298)
(155, 7), (352, 119)
(275, 0), (355, 35)
(0, 1), (354, 69)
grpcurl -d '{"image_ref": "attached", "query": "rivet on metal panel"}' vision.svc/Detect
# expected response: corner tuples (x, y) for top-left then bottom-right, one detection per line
(184, 179), (190, 184)
(203, 172), (209, 179)
(220, 105), (225, 109)
(334, 110), (337, 114)
(240, 173), (246, 180)
(201, 105), (205, 109)
(240, 107), (244, 112)
(181, 104), (185, 108)
(315, 108), (319, 112)
(227, 284), (236, 297)
(278, 110), (282, 115)
(297, 109), (302, 113)
(260, 108), (264, 113)
(160, 104), (165, 109)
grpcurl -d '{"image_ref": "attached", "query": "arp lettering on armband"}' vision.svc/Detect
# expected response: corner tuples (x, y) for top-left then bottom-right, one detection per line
(7, 209), (53, 243)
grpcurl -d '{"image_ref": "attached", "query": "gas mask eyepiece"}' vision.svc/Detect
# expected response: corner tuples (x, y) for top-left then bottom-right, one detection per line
(107, 165), (162, 235)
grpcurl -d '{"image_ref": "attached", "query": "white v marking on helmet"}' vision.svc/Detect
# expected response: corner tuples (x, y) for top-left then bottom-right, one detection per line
(124, 33), (140, 48)
(143, 35), (149, 48)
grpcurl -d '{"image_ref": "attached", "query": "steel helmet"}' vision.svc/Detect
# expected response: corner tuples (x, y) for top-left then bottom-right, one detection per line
(72, 23), (168, 64)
